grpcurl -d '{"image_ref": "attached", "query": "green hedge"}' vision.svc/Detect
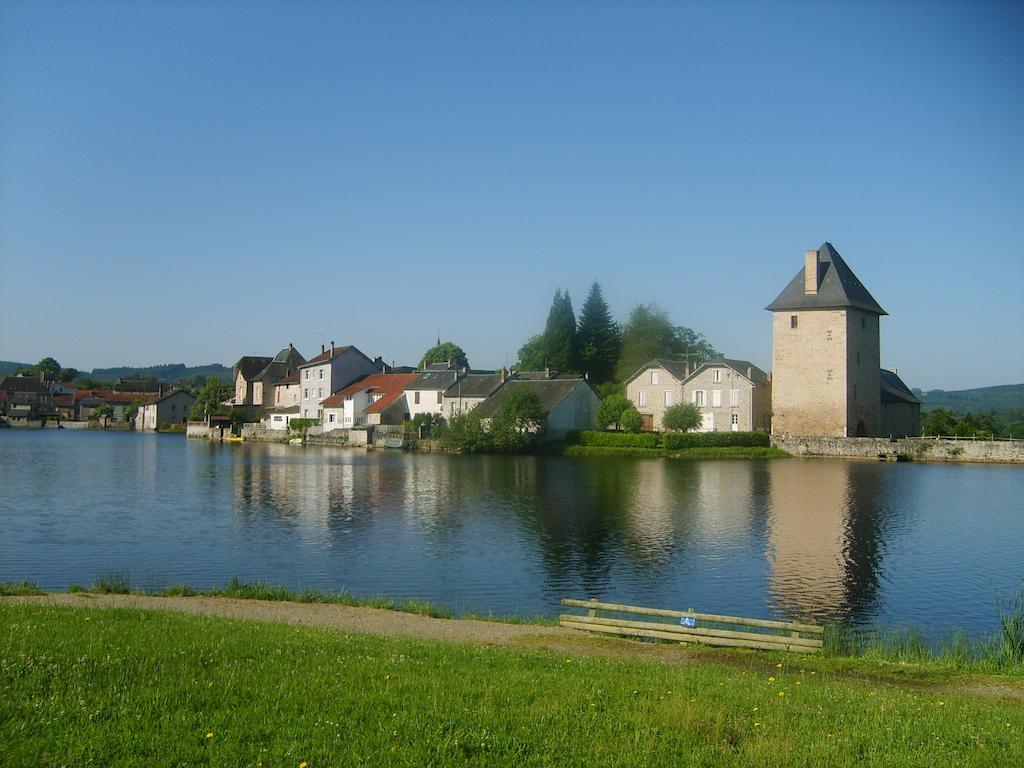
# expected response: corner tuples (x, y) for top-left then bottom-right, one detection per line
(661, 431), (769, 450)
(573, 431), (659, 448)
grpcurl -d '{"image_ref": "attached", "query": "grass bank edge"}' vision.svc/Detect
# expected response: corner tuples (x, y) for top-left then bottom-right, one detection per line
(3, 577), (1023, 676)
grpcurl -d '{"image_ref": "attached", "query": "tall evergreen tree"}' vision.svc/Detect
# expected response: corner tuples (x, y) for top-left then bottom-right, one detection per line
(575, 281), (621, 383)
(542, 289), (578, 373)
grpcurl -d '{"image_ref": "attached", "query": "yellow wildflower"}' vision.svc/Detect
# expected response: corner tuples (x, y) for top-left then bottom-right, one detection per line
(778, 691), (785, 697)
(776, 663), (783, 668)
(767, 676), (775, 682)
(205, 732), (213, 739)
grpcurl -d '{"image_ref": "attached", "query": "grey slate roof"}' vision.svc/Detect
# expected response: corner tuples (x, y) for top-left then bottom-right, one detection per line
(880, 369), (920, 405)
(765, 242), (887, 315)
(234, 356), (273, 381)
(473, 378), (596, 420)
(443, 373), (505, 399)
(408, 371), (459, 391)
(624, 359), (691, 385)
(684, 357), (770, 386)
(253, 345), (306, 383)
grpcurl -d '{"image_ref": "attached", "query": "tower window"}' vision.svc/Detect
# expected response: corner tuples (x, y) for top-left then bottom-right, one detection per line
(790, 315), (798, 329)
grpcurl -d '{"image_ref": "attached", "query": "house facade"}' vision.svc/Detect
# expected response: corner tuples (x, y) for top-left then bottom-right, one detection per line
(682, 358), (772, 433)
(297, 343), (380, 421)
(624, 360), (690, 431)
(232, 355), (273, 407)
(405, 370), (459, 419)
(135, 389), (196, 431)
(473, 376), (599, 440)
(251, 344), (305, 407)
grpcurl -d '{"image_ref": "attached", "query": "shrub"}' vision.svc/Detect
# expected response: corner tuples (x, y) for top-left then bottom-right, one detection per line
(662, 431), (770, 450)
(574, 431), (659, 449)
(440, 412), (489, 453)
(620, 407), (642, 433)
(596, 394), (632, 430)
(662, 403), (702, 432)
(288, 418), (319, 432)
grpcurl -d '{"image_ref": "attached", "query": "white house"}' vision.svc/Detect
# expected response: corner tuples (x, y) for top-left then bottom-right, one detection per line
(404, 369), (459, 420)
(296, 343), (381, 422)
(320, 372), (417, 430)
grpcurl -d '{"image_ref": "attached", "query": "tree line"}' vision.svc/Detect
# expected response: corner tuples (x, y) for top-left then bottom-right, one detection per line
(515, 282), (717, 389)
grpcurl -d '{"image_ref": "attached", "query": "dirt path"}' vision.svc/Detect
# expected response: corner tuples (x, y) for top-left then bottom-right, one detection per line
(5, 594), (1023, 701)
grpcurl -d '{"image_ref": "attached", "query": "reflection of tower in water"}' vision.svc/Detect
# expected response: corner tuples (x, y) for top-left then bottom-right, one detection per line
(766, 461), (889, 624)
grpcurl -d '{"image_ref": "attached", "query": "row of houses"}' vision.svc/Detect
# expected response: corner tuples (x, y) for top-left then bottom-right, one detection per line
(0, 374), (197, 428)
(224, 341), (600, 440)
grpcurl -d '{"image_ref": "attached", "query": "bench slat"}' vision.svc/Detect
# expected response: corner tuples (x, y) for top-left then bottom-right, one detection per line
(559, 614), (823, 649)
(559, 620), (821, 653)
(561, 598), (823, 634)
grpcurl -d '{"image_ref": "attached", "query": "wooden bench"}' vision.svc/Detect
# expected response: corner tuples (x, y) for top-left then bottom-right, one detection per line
(560, 598), (824, 653)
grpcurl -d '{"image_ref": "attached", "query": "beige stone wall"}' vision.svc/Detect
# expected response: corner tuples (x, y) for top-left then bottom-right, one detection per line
(685, 367), (755, 431)
(772, 309), (851, 437)
(845, 311), (881, 436)
(626, 366), (685, 430)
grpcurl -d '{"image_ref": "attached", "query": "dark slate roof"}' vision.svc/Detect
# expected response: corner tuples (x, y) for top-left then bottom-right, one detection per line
(473, 378), (597, 419)
(880, 369), (921, 405)
(271, 345), (305, 367)
(624, 359), (691, 385)
(0, 376), (46, 393)
(408, 370), (459, 391)
(765, 242), (887, 315)
(684, 357), (770, 386)
(444, 373), (505, 399)
(234, 356), (273, 381)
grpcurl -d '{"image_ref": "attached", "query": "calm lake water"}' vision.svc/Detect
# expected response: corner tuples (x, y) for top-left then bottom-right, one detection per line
(1, 430), (1022, 637)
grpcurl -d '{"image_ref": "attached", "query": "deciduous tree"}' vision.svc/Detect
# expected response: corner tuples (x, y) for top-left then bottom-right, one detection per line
(596, 394), (632, 430)
(615, 304), (716, 382)
(662, 402), (702, 432)
(420, 341), (468, 370)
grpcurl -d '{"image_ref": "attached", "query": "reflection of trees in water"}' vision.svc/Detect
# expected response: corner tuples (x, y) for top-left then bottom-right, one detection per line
(765, 461), (899, 626)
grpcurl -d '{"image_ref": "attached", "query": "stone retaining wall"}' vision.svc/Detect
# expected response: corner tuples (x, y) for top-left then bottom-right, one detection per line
(772, 435), (1024, 464)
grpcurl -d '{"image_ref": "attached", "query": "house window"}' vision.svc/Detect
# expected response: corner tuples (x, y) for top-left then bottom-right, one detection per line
(712, 390), (722, 407)
(713, 370), (721, 383)
(638, 391), (648, 407)
(304, 388), (308, 398)
(664, 391), (673, 407)
(651, 370), (659, 385)
(305, 370), (310, 380)
(790, 315), (798, 329)
(693, 390), (706, 406)
(730, 389), (739, 407)
(414, 392), (420, 405)
(731, 414), (739, 426)
(329, 413), (335, 423)
(318, 388), (323, 397)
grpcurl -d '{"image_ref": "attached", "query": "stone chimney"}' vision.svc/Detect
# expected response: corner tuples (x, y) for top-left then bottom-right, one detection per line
(288, 342), (293, 351)
(330, 340), (335, 357)
(804, 249), (819, 295)
(321, 343), (325, 354)
(684, 364), (690, 378)
(746, 366), (753, 380)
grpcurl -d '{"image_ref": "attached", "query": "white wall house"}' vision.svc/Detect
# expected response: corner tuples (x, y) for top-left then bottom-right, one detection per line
(682, 358), (772, 433)
(297, 343), (380, 422)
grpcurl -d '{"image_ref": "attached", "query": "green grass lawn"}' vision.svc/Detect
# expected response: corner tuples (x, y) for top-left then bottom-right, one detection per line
(1, 604), (1021, 767)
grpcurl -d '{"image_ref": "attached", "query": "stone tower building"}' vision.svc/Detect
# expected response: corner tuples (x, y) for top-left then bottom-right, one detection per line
(766, 243), (886, 437)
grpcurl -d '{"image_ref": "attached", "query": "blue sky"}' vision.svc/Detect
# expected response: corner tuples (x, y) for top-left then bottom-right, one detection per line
(1, 1), (1021, 390)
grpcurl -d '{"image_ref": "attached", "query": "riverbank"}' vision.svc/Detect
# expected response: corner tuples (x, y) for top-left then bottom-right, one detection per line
(2, 597), (1022, 767)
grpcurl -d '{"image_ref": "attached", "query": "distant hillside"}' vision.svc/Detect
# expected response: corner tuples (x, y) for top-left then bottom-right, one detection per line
(0, 361), (32, 376)
(914, 383), (1024, 415)
(87, 363), (233, 383)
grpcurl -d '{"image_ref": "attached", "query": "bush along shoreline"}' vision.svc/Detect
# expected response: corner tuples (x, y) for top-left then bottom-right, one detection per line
(550, 430), (790, 459)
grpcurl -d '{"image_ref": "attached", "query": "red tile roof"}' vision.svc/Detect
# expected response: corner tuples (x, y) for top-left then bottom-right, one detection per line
(320, 373), (417, 412)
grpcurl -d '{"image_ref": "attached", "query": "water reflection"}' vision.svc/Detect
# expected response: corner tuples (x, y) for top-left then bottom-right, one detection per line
(5, 430), (1018, 637)
(766, 461), (899, 623)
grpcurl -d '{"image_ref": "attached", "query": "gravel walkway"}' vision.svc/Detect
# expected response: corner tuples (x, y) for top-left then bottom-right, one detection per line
(5, 593), (574, 646)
